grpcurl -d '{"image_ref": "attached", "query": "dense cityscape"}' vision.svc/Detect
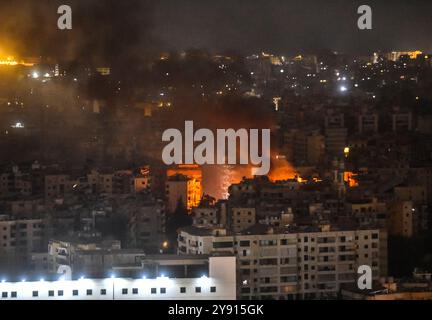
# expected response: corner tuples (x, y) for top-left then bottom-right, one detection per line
(1, 0), (432, 302)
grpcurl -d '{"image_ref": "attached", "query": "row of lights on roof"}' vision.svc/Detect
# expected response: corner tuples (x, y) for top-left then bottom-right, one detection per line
(1, 275), (209, 283)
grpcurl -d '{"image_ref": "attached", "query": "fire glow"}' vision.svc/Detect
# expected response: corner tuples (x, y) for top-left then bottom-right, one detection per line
(0, 56), (35, 67)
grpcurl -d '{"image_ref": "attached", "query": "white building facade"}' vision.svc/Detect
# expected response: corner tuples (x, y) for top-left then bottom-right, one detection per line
(0, 256), (236, 300)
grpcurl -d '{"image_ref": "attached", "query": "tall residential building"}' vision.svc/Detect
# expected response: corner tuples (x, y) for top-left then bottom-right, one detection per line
(0, 216), (45, 271)
(178, 224), (387, 300)
(166, 172), (202, 213)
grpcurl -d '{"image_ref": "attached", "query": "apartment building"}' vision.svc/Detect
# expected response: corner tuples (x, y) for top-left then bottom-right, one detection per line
(178, 224), (387, 300)
(0, 216), (45, 271)
(166, 174), (202, 212)
(230, 208), (256, 233)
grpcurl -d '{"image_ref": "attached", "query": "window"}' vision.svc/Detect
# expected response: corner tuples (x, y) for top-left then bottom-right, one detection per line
(160, 288), (166, 294)
(100, 289), (107, 295)
(86, 289), (92, 296)
(122, 289), (128, 295)
(73, 290), (78, 296)
(2, 292), (7, 298)
(132, 288), (138, 295)
(195, 287), (201, 293)
(213, 241), (233, 249)
(58, 290), (63, 296)
(210, 287), (216, 293)
(151, 288), (157, 294)
(48, 290), (54, 297)
(180, 287), (186, 293)
(32, 291), (38, 297)
(11, 292), (17, 298)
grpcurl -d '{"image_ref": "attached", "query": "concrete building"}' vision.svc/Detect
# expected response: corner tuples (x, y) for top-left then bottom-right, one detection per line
(358, 114), (379, 133)
(0, 216), (45, 271)
(325, 114), (347, 157)
(230, 208), (256, 233)
(325, 128), (348, 157)
(178, 224), (387, 300)
(47, 235), (122, 276)
(166, 174), (202, 212)
(0, 255), (236, 300)
(306, 133), (325, 165)
(192, 206), (219, 228)
(391, 112), (412, 132)
(388, 201), (414, 238)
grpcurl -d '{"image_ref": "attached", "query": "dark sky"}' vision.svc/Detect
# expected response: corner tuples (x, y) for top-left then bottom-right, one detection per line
(1, 0), (432, 61)
(153, 0), (432, 54)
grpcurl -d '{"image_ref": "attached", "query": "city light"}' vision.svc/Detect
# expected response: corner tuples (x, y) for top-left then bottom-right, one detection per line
(11, 122), (25, 129)
(198, 275), (211, 287)
(0, 1), (431, 304)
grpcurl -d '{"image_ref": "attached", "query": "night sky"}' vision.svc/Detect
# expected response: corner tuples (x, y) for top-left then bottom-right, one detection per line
(1, 0), (432, 61)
